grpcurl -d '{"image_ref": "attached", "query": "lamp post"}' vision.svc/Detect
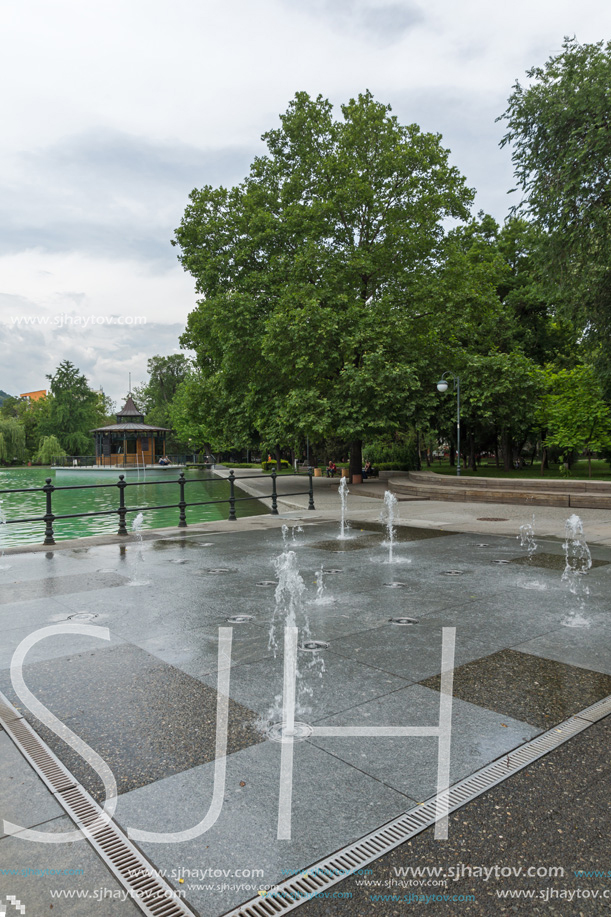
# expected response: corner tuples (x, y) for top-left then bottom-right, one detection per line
(436, 372), (461, 477)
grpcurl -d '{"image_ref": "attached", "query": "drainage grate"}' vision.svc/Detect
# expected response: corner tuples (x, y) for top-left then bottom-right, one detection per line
(207, 568), (231, 574)
(383, 582), (409, 588)
(223, 701), (611, 917)
(389, 617), (418, 626)
(227, 615), (255, 624)
(324, 569), (342, 574)
(492, 560), (511, 565)
(477, 517), (508, 522)
(442, 570), (465, 576)
(256, 581), (277, 587)
(299, 641), (329, 652)
(0, 693), (197, 917)
(66, 612), (98, 621)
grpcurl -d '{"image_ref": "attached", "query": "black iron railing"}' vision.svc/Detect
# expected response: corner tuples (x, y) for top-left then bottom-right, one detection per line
(0, 469), (315, 546)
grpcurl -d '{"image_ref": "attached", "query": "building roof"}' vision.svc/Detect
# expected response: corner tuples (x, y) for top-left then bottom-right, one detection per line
(116, 395), (143, 418)
(91, 422), (171, 433)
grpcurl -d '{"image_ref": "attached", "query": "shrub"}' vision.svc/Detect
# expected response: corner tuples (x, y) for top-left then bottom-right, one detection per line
(261, 459), (292, 472)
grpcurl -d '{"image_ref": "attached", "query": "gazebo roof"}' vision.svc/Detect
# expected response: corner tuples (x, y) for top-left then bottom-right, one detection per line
(91, 395), (171, 433)
(91, 422), (171, 433)
(116, 395), (143, 418)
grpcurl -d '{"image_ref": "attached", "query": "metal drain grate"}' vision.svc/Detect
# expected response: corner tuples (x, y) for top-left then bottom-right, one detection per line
(256, 581), (277, 587)
(383, 582), (409, 588)
(227, 615), (255, 624)
(299, 641), (329, 652)
(223, 700), (611, 917)
(0, 693), (197, 917)
(389, 617), (418, 626)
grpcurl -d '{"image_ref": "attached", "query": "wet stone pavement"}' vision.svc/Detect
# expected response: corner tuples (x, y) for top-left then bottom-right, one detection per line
(0, 517), (610, 915)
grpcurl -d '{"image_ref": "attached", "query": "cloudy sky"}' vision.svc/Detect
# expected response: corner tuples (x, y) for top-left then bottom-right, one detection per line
(1, 0), (609, 406)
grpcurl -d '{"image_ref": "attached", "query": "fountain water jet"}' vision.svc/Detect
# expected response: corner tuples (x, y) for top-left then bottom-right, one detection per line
(337, 476), (351, 540)
(561, 514), (592, 627)
(518, 513), (537, 556)
(381, 491), (398, 563)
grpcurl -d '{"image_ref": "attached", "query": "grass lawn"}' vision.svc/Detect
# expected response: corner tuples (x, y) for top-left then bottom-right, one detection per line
(427, 459), (611, 482)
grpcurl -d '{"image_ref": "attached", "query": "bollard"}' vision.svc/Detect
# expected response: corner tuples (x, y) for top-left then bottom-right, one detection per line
(228, 470), (237, 521)
(43, 478), (56, 545)
(271, 469), (279, 515)
(178, 472), (187, 527)
(117, 475), (128, 536)
(308, 467), (315, 510)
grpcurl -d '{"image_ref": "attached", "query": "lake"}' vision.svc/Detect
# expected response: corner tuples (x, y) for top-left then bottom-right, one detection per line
(0, 467), (266, 547)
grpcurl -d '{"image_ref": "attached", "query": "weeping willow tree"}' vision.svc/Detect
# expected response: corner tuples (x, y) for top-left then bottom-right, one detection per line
(0, 418), (26, 463)
(33, 435), (66, 465)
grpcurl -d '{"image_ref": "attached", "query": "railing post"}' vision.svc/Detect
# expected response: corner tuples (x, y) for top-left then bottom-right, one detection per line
(178, 472), (187, 527)
(308, 466), (315, 511)
(117, 475), (128, 536)
(43, 478), (55, 545)
(271, 468), (279, 515)
(228, 470), (237, 521)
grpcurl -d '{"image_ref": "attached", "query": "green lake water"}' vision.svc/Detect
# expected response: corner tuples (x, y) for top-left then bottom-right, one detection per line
(0, 468), (266, 547)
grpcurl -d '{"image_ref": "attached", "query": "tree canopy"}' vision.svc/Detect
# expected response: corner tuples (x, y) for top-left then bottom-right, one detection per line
(174, 91), (477, 472)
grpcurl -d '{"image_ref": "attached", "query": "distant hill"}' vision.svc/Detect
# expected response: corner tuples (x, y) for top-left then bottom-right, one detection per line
(0, 390), (12, 406)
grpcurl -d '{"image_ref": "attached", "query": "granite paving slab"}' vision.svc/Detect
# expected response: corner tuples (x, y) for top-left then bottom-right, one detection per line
(514, 626), (611, 677)
(115, 739), (416, 917)
(201, 649), (411, 721)
(0, 572), (131, 605)
(326, 622), (502, 682)
(421, 648), (611, 729)
(309, 683), (539, 800)
(0, 643), (264, 803)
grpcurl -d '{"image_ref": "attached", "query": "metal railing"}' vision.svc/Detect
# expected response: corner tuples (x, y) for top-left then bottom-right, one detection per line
(0, 469), (315, 546)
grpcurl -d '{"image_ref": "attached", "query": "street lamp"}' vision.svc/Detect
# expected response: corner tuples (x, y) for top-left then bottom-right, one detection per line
(436, 372), (461, 476)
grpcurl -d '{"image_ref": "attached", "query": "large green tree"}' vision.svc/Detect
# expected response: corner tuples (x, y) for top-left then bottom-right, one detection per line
(174, 91), (474, 476)
(41, 361), (107, 456)
(499, 38), (611, 382)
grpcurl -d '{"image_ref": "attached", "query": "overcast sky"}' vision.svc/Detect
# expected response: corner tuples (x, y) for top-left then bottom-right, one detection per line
(1, 0), (609, 407)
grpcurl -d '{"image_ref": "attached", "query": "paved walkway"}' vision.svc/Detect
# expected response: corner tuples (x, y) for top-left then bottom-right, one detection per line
(0, 477), (610, 915)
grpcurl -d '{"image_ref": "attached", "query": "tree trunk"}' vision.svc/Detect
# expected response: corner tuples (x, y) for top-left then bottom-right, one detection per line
(275, 444), (282, 473)
(495, 434), (499, 468)
(349, 440), (362, 483)
(468, 432), (476, 471)
(540, 447), (547, 475)
(502, 429), (512, 471)
(449, 444), (455, 467)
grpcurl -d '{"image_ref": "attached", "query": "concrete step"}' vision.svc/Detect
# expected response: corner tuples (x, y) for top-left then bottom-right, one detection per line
(389, 478), (611, 509)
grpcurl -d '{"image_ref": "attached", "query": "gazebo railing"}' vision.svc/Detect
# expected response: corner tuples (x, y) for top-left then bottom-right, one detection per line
(0, 470), (315, 546)
(50, 454), (202, 467)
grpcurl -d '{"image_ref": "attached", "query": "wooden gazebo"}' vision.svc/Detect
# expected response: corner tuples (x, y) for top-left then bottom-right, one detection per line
(91, 396), (171, 466)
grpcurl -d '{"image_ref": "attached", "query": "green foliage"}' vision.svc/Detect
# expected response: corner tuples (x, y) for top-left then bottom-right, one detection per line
(499, 38), (611, 380)
(0, 417), (26, 463)
(500, 38), (611, 272)
(539, 365), (611, 475)
(363, 431), (417, 468)
(261, 459), (292, 472)
(134, 354), (191, 431)
(33, 435), (67, 464)
(174, 91), (475, 465)
(42, 361), (106, 455)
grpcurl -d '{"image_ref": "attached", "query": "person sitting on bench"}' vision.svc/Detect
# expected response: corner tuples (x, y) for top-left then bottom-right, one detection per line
(326, 460), (337, 478)
(362, 460), (373, 479)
